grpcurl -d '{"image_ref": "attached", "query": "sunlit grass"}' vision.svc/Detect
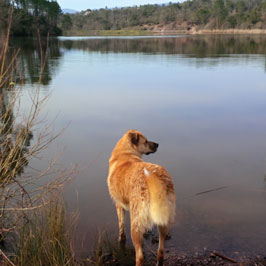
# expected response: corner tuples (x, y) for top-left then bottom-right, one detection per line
(14, 196), (77, 266)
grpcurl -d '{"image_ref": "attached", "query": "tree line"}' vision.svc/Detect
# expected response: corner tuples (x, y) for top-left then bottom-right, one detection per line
(0, 0), (61, 36)
(2, 0), (266, 36)
(61, 0), (266, 34)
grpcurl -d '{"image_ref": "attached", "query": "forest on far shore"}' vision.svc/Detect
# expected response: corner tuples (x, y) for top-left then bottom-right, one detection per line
(1, 0), (266, 37)
(60, 0), (266, 34)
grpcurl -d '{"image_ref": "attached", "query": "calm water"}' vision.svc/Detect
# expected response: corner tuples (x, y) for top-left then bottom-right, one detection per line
(9, 35), (266, 258)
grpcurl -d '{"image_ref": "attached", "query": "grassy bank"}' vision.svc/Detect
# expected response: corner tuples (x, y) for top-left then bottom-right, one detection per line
(62, 28), (266, 37)
(153, 27), (266, 35)
(63, 29), (153, 36)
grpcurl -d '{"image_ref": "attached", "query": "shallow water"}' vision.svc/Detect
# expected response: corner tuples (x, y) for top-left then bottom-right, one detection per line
(10, 35), (266, 257)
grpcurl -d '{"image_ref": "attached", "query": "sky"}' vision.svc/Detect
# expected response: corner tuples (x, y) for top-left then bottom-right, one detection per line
(57, 0), (184, 11)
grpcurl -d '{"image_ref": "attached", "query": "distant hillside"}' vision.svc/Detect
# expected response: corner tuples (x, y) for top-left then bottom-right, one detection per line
(62, 8), (78, 14)
(59, 0), (266, 35)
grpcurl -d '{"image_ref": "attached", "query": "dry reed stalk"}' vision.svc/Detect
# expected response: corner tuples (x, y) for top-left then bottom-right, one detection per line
(0, 247), (16, 266)
(0, 10), (78, 265)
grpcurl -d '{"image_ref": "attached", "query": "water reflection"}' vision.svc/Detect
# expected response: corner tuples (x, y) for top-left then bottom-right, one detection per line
(60, 35), (266, 57)
(9, 35), (266, 86)
(9, 37), (62, 86)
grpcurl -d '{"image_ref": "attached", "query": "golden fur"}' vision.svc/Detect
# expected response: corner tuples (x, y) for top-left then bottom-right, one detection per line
(107, 130), (176, 266)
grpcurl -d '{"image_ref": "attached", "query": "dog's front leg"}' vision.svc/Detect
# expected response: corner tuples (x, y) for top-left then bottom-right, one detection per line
(116, 203), (126, 246)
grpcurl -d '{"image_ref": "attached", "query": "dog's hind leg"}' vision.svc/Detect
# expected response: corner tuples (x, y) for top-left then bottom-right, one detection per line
(116, 203), (126, 246)
(131, 225), (144, 266)
(156, 225), (168, 266)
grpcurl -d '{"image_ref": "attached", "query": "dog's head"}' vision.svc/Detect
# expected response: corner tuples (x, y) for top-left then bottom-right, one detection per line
(127, 130), (159, 155)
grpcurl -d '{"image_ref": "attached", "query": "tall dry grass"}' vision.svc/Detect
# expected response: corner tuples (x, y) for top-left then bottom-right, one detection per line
(0, 8), (78, 265)
(14, 195), (78, 266)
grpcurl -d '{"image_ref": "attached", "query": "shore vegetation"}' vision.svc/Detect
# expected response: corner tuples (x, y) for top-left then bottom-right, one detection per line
(0, 9), (76, 265)
(60, 0), (266, 35)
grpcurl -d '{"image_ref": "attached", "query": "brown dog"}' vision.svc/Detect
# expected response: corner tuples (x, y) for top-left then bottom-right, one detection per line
(107, 130), (176, 266)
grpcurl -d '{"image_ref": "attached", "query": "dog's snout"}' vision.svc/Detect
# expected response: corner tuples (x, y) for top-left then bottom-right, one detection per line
(145, 141), (159, 155)
(150, 142), (159, 151)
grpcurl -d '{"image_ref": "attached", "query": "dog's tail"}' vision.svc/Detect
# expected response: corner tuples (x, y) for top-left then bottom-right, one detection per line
(145, 167), (175, 226)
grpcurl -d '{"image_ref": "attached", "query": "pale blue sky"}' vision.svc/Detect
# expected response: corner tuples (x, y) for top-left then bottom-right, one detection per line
(57, 0), (183, 11)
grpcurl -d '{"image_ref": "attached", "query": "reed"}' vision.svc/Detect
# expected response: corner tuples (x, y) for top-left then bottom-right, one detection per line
(0, 8), (77, 265)
(13, 195), (77, 266)
(89, 231), (136, 266)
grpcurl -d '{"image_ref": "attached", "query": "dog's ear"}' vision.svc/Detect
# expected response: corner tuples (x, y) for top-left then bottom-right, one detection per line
(129, 132), (139, 146)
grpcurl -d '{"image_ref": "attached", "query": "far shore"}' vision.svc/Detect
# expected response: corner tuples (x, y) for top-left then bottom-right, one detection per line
(164, 28), (266, 35)
(62, 28), (266, 37)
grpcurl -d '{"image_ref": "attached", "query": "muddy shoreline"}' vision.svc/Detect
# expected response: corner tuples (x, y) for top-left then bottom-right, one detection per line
(163, 251), (266, 266)
(101, 248), (266, 266)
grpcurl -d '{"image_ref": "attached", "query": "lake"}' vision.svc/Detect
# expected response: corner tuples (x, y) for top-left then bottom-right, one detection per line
(9, 35), (266, 259)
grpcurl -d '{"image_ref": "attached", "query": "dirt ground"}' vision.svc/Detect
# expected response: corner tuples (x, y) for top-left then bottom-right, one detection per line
(100, 245), (266, 266)
(163, 251), (266, 266)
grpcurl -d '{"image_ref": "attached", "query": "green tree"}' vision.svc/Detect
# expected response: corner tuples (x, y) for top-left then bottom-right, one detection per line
(46, 1), (61, 27)
(213, 0), (228, 27)
(0, 0), (10, 33)
(61, 14), (72, 31)
(263, 0), (266, 9)
(8, 0), (62, 36)
(195, 8), (209, 24)
(227, 15), (237, 28)
(249, 8), (260, 24)
(237, 0), (246, 14)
